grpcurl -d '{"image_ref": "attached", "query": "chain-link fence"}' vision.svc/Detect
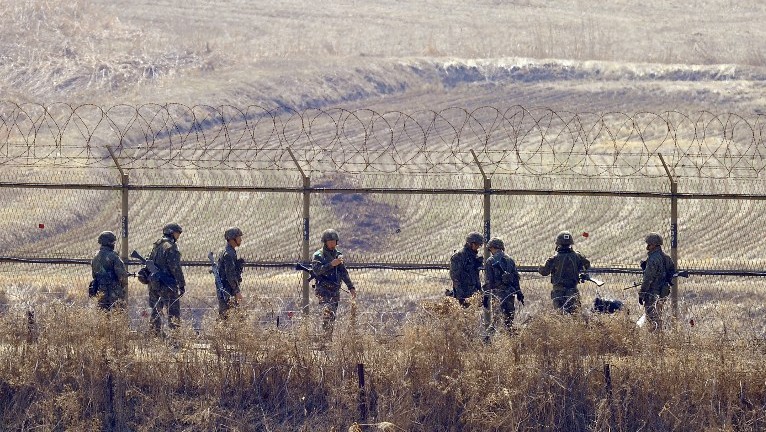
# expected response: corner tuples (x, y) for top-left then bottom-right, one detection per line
(2, 103), (765, 331)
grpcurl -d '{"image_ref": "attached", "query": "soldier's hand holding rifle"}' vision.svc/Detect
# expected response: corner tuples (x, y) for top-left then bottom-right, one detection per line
(331, 254), (344, 267)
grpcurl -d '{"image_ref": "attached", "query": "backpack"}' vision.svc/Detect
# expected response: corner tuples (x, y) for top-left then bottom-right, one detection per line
(660, 253), (676, 298)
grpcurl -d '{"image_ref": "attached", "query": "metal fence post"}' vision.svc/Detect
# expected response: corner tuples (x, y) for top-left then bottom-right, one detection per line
(658, 154), (679, 318)
(107, 146), (129, 261)
(288, 149), (311, 314)
(471, 150), (492, 334)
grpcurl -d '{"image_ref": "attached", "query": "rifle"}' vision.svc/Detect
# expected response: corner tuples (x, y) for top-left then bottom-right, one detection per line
(579, 272), (605, 287)
(208, 251), (229, 301)
(623, 270), (689, 290)
(295, 262), (317, 283)
(130, 249), (167, 284)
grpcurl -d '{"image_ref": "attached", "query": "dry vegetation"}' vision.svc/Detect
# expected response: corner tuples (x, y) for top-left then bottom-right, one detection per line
(1, 296), (765, 431)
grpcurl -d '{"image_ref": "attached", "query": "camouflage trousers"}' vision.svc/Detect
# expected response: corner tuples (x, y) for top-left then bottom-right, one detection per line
(97, 284), (126, 311)
(149, 283), (181, 335)
(317, 291), (341, 334)
(489, 291), (516, 331)
(551, 285), (581, 314)
(218, 296), (239, 319)
(641, 292), (666, 331)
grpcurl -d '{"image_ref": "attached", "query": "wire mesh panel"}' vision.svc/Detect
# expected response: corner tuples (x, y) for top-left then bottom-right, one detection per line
(2, 104), (766, 333)
(127, 189), (302, 263)
(0, 188), (121, 259)
(491, 194), (672, 269)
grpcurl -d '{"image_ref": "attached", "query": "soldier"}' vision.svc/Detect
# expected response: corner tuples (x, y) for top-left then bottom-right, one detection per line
(485, 237), (524, 331)
(449, 232), (484, 307)
(539, 230), (590, 314)
(311, 229), (356, 335)
(639, 232), (675, 331)
(217, 227), (244, 318)
(147, 223), (186, 335)
(90, 231), (129, 311)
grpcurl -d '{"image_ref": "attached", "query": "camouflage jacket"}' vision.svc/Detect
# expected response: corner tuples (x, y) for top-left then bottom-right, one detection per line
(539, 247), (590, 288)
(450, 245), (483, 299)
(311, 246), (354, 293)
(217, 243), (243, 298)
(148, 236), (185, 288)
(485, 251), (520, 295)
(91, 246), (129, 293)
(640, 247), (673, 296)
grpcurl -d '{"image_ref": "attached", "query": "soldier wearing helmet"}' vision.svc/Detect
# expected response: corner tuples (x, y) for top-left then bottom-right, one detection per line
(485, 237), (523, 331)
(449, 232), (485, 307)
(147, 223), (186, 335)
(311, 229), (356, 336)
(538, 230), (590, 314)
(217, 227), (245, 318)
(90, 231), (130, 311)
(639, 232), (675, 331)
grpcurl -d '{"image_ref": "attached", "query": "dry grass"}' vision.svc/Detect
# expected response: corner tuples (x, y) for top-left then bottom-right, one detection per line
(1, 294), (765, 431)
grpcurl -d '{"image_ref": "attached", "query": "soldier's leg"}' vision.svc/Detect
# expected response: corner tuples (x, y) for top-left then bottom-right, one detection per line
(148, 286), (163, 335)
(644, 294), (663, 331)
(501, 295), (516, 329)
(562, 287), (581, 314)
(320, 293), (340, 332)
(218, 298), (230, 319)
(551, 287), (567, 312)
(167, 291), (181, 330)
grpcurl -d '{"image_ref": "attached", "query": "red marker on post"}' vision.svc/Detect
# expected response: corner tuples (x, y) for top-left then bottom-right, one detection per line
(38, 223), (45, 229)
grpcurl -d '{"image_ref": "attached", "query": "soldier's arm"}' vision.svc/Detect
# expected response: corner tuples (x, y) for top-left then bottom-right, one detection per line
(509, 259), (521, 291)
(167, 247), (186, 287)
(339, 265), (355, 290)
(449, 253), (461, 283)
(222, 253), (240, 295)
(640, 256), (663, 293)
(311, 253), (333, 276)
(484, 259), (497, 290)
(580, 253), (591, 271)
(114, 256), (130, 288)
(538, 257), (554, 276)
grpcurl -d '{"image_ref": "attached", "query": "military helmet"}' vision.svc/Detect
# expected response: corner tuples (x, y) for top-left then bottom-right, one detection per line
(555, 230), (574, 246)
(465, 232), (484, 245)
(321, 229), (340, 243)
(487, 237), (505, 250)
(97, 231), (117, 246)
(162, 223), (183, 236)
(224, 226), (243, 241)
(645, 232), (664, 246)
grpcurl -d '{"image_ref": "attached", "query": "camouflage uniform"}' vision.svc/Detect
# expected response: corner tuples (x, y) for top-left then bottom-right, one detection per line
(312, 244), (355, 333)
(539, 231), (590, 314)
(640, 233), (674, 330)
(148, 231), (185, 334)
(485, 247), (522, 330)
(450, 243), (483, 306)
(90, 233), (129, 311)
(217, 243), (243, 317)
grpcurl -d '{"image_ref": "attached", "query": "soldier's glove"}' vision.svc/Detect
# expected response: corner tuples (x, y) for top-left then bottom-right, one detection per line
(516, 291), (525, 305)
(638, 294), (644, 305)
(88, 280), (98, 297)
(178, 285), (186, 297)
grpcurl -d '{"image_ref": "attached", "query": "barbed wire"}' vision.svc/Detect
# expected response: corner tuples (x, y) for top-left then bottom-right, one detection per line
(1, 102), (764, 178)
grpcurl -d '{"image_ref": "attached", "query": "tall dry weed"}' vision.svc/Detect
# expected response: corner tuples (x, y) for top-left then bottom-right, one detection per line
(1, 296), (765, 430)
